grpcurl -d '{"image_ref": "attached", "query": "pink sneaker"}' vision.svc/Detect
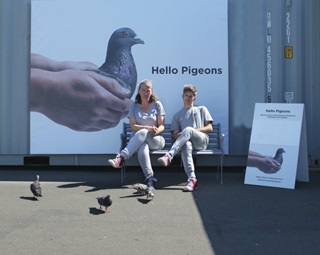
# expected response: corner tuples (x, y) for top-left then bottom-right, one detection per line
(183, 178), (197, 191)
(157, 153), (172, 167)
(108, 154), (124, 168)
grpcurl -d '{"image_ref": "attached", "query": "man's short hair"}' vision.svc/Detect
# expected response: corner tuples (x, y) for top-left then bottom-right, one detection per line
(183, 84), (197, 96)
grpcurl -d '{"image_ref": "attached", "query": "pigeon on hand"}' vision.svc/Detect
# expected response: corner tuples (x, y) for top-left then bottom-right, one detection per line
(93, 27), (144, 98)
(131, 183), (148, 195)
(97, 195), (112, 213)
(30, 175), (42, 200)
(273, 148), (286, 165)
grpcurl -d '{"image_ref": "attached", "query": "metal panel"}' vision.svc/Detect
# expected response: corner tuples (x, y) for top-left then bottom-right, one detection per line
(229, 0), (320, 166)
(0, 0), (30, 154)
(0, 0), (320, 166)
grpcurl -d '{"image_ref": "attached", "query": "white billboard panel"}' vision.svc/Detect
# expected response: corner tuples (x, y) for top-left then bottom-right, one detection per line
(30, 0), (229, 154)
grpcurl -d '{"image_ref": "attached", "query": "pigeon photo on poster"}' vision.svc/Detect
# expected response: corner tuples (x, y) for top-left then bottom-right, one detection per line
(244, 103), (308, 189)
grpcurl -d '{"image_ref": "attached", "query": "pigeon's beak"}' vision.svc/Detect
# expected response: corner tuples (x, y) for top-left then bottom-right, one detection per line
(134, 36), (145, 45)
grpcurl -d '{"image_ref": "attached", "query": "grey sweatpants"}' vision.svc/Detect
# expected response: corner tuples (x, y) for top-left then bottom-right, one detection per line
(168, 127), (209, 179)
(120, 129), (165, 179)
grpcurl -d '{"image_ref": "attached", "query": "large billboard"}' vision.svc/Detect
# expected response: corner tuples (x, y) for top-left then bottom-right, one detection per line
(30, 0), (229, 154)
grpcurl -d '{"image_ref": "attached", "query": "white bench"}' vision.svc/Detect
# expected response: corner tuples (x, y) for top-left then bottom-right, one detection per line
(119, 123), (225, 184)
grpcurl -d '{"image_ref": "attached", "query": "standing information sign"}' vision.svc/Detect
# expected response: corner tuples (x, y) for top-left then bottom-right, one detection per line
(244, 103), (309, 189)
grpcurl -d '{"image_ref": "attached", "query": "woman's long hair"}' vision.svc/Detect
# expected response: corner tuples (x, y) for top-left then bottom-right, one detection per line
(135, 79), (159, 104)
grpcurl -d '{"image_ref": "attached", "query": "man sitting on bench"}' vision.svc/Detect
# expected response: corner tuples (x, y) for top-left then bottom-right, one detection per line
(158, 84), (213, 192)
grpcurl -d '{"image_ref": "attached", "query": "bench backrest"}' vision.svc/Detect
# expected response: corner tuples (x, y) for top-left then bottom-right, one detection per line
(120, 123), (224, 154)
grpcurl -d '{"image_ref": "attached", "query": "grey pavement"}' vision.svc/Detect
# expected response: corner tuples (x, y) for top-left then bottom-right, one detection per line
(1, 166), (320, 255)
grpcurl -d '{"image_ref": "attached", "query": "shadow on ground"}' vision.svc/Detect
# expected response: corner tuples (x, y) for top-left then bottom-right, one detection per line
(193, 169), (320, 255)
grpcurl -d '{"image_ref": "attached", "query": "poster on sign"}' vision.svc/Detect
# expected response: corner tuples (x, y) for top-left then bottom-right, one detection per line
(30, 0), (229, 154)
(244, 103), (308, 189)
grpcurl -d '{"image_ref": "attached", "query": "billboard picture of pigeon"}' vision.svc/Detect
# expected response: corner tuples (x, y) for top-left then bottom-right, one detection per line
(30, 0), (229, 154)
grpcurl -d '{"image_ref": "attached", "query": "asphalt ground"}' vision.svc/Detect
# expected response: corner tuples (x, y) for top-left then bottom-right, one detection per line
(1, 166), (320, 255)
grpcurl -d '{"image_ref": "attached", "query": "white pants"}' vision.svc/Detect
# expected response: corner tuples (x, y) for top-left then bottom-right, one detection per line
(169, 127), (209, 179)
(121, 129), (165, 178)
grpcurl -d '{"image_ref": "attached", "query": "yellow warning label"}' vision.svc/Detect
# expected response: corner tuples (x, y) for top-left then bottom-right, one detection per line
(284, 46), (293, 59)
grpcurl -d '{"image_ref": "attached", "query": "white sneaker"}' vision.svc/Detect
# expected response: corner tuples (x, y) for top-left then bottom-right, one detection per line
(183, 178), (197, 192)
(108, 154), (124, 168)
(158, 153), (172, 167)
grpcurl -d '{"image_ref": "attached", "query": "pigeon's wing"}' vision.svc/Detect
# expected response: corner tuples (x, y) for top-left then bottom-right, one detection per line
(131, 183), (148, 190)
(30, 183), (36, 196)
(131, 183), (148, 195)
(30, 182), (42, 197)
(105, 196), (112, 207)
(37, 184), (42, 196)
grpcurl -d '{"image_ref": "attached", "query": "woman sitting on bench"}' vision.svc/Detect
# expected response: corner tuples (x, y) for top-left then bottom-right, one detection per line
(108, 79), (166, 193)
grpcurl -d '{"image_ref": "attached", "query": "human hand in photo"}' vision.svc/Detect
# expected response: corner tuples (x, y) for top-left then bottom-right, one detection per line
(247, 150), (282, 174)
(31, 67), (131, 131)
(247, 156), (281, 174)
(31, 53), (99, 71)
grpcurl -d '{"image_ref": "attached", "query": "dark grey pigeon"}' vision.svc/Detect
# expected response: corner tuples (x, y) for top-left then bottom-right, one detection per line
(30, 175), (42, 200)
(273, 148), (285, 165)
(94, 27), (144, 98)
(97, 195), (112, 213)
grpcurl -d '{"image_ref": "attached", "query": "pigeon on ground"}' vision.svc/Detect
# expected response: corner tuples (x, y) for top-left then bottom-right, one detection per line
(131, 183), (148, 195)
(97, 195), (112, 213)
(273, 148), (285, 165)
(30, 175), (42, 200)
(131, 183), (155, 200)
(93, 27), (144, 98)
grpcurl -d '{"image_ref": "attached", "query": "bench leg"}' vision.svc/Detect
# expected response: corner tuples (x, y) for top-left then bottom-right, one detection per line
(121, 164), (126, 184)
(216, 155), (224, 184)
